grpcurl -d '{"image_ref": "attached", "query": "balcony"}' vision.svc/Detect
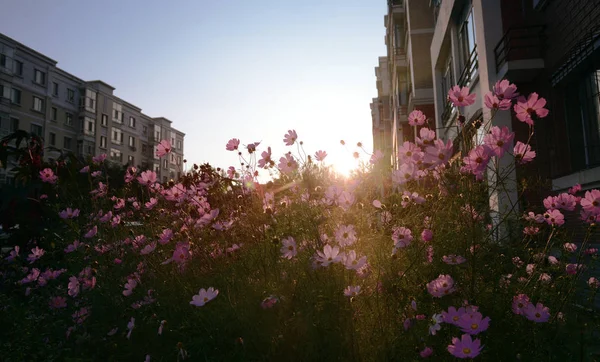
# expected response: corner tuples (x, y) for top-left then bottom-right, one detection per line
(394, 48), (407, 68)
(389, 0), (405, 14)
(494, 25), (545, 82)
(457, 46), (478, 88)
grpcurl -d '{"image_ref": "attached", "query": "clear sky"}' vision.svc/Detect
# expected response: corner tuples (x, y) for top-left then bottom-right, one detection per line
(1, 0), (386, 178)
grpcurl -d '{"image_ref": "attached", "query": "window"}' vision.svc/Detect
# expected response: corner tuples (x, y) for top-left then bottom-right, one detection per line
(112, 128), (123, 144)
(85, 89), (96, 112)
(154, 163), (160, 173)
(67, 88), (75, 103)
(49, 132), (56, 146)
(30, 124), (43, 137)
(177, 140), (182, 150)
(101, 114), (108, 127)
(65, 112), (73, 126)
(565, 67), (600, 172)
(10, 88), (21, 104)
(441, 56), (454, 103)
(34, 69), (46, 85)
(142, 144), (147, 153)
(84, 117), (95, 136)
(154, 125), (161, 141)
(10, 118), (19, 132)
(153, 145), (159, 159)
(51, 107), (57, 121)
(100, 136), (107, 149)
(52, 82), (59, 96)
(33, 96), (44, 112)
(458, 7), (477, 73)
(13, 60), (23, 76)
(177, 156), (181, 165)
(113, 103), (123, 123)
(129, 116), (136, 128)
(110, 148), (122, 162)
(64, 137), (72, 150)
(0, 54), (7, 69)
(171, 154), (175, 164)
(128, 155), (134, 165)
(163, 159), (168, 168)
(0, 83), (8, 99)
(142, 125), (147, 135)
(128, 136), (135, 148)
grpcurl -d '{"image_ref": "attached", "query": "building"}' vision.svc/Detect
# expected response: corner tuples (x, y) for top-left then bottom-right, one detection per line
(372, 0), (436, 167)
(371, 56), (392, 164)
(0, 32), (185, 184)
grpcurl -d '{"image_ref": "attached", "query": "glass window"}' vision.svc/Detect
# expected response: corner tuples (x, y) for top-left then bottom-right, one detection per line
(65, 113), (73, 126)
(34, 69), (46, 85)
(51, 107), (57, 120)
(67, 88), (75, 102)
(33, 96), (44, 112)
(101, 114), (108, 126)
(129, 136), (135, 147)
(84, 117), (95, 135)
(113, 103), (123, 123)
(458, 7), (477, 73)
(13, 60), (23, 76)
(10, 118), (19, 132)
(31, 124), (43, 137)
(49, 132), (56, 146)
(52, 82), (59, 96)
(129, 116), (136, 128)
(64, 137), (72, 150)
(10, 88), (21, 104)
(100, 136), (107, 148)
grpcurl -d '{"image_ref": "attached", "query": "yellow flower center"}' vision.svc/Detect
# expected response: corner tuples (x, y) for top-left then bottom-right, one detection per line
(463, 348), (471, 355)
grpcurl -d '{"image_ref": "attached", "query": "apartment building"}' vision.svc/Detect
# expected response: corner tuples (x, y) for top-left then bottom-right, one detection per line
(371, 56), (393, 164)
(428, 0), (600, 194)
(0, 33), (185, 184)
(372, 0), (436, 167)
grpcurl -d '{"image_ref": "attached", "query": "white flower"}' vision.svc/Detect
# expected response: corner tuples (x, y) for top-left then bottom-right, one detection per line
(190, 287), (219, 307)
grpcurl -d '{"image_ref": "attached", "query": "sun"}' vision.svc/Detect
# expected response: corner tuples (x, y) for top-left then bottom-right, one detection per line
(331, 154), (360, 178)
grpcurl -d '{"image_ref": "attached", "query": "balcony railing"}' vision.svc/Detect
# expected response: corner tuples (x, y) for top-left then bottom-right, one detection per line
(457, 46), (478, 88)
(494, 25), (545, 73)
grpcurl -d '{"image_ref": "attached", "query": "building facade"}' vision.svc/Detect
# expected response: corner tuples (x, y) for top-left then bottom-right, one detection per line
(0, 33), (185, 184)
(372, 0), (436, 167)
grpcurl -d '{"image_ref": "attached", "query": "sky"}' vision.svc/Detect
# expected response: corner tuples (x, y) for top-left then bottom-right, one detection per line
(0, 0), (387, 178)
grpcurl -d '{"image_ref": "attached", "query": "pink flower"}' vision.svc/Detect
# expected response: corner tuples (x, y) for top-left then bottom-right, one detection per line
(246, 141), (260, 153)
(335, 224), (357, 247)
(59, 208), (80, 219)
(123, 278), (138, 296)
(278, 153), (298, 174)
(343, 250), (367, 270)
(447, 334), (483, 359)
(392, 226), (413, 249)
(416, 128), (436, 147)
(563, 243), (578, 253)
(398, 141), (423, 164)
(420, 347), (433, 358)
(512, 294), (530, 315)
(64, 240), (81, 253)
(544, 209), (564, 226)
(49, 296), (67, 309)
(27, 246), (45, 264)
(314, 150), (327, 162)
(92, 154), (107, 164)
(581, 189), (600, 214)
(484, 91), (511, 110)
(168, 242), (192, 264)
(493, 79), (518, 100)
(524, 302), (550, 323)
(5, 245), (19, 262)
(343, 285), (361, 297)
(514, 92), (549, 125)
(547, 255), (559, 265)
(158, 320), (167, 335)
(442, 306), (465, 325)
(392, 163), (416, 184)
(427, 274), (455, 298)
(443, 255), (467, 265)
(421, 229), (433, 242)
(140, 242), (157, 255)
(369, 150), (384, 164)
(457, 311), (490, 335)
(523, 226), (540, 235)
(258, 147), (273, 168)
(566, 263), (583, 275)
(261, 295), (279, 309)
(372, 199), (382, 208)
(155, 140), (172, 158)
(226, 138), (240, 151)
(39, 168), (58, 184)
(588, 277), (600, 289)
(145, 197), (158, 209)
(91, 170), (102, 178)
(80, 165), (90, 173)
(568, 183), (582, 194)
(514, 142), (536, 164)
(283, 130), (298, 146)
(127, 317), (135, 339)
(585, 248), (598, 255)
(424, 139), (454, 166)
(159, 229), (173, 245)
(190, 287), (219, 307)
(483, 126), (514, 158)
(315, 244), (343, 267)
(448, 85), (476, 107)
(280, 237), (297, 259)
(68, 276), (80, 297)
(84, 226), (98, 238)
(461, 145), (492, 179)
(408, 109), (426, 126)
(137, 170), (157, 186)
